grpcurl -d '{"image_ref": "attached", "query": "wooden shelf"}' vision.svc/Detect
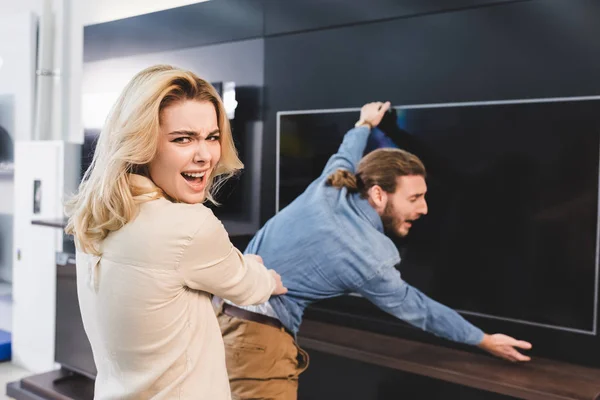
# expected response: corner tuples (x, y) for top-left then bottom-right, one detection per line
(31, 218), (68, 229)
(7, 369), (94, 400)
(9, 322), (600, 399)
(6, 381), (46, 400)
(298, 319), (600, 400)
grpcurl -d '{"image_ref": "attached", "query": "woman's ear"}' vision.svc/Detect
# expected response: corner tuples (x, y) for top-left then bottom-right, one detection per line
(367, 185), (388, 215)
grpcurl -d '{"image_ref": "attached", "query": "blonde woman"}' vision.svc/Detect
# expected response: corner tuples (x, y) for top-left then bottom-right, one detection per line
(66, 65), (286, 399)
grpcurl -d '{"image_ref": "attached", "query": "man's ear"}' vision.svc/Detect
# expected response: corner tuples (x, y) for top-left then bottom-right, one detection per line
(367, 185), (388, 215)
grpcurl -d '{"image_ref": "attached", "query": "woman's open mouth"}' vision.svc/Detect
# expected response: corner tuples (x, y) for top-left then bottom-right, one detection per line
(182, 171), (207, 192)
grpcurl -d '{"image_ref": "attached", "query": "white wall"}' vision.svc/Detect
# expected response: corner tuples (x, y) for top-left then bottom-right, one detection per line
(0, 0), (208, 25)
(0, 0), (44, 16)
(0, 0), (73, 146)
(0, 94), (16, 216)
(0, 182), (13, 215)
(0, 13), (38, 143)
(0, 13), (38, 283)
(82, 0), (209, 26)
(0, 0), (210, 144)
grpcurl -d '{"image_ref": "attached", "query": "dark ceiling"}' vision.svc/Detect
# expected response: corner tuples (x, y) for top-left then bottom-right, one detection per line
(83, 0), (524, 62)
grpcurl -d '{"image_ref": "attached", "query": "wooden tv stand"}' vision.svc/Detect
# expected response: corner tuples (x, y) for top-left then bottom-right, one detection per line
(298, 319), (600, 400)
(8, 320), (600, 400)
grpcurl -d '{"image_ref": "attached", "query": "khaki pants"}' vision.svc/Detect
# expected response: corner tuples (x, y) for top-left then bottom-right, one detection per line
(216, 307), (309, 400)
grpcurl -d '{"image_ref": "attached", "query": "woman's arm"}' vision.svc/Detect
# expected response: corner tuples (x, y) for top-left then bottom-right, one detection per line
(177, 211), (278, 306)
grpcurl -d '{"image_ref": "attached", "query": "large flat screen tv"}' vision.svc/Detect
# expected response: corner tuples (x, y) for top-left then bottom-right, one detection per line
(277, 96), (600, 366)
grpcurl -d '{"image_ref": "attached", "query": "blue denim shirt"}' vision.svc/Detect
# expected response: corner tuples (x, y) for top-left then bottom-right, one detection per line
(246, 126), (484, 346)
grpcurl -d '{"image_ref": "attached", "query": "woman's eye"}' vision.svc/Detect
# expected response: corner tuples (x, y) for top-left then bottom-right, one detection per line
(173, 137), (191, 144)
(207, 135), (220, 141)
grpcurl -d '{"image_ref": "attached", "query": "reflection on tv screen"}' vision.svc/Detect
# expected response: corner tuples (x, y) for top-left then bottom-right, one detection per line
(278, 99), (600, 333)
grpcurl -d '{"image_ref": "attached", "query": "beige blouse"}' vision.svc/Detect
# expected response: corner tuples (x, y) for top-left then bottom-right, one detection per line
(76, 175), (275, 399)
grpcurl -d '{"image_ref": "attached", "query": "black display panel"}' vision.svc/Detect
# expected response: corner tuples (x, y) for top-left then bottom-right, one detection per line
(278, 97), (600, 365)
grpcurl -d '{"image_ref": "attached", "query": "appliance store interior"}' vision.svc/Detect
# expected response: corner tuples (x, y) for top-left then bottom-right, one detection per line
(2, 1), (600, 399)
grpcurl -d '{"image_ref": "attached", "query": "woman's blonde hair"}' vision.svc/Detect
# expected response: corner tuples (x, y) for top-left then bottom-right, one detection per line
(65, 64), (243, 255)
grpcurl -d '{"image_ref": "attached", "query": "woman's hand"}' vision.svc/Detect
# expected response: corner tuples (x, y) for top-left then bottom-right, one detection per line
(269, 269), (288, 295)
(246, 254), (288, 295)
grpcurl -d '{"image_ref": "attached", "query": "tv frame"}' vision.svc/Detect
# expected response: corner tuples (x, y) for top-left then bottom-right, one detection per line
(275, 96), (600, 361)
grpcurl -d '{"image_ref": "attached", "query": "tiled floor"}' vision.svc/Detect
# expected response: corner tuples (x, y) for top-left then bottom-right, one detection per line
(0, 362), (29, 400)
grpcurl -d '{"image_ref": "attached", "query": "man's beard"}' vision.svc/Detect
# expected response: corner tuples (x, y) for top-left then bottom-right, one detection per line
(381, 201), (405, 238)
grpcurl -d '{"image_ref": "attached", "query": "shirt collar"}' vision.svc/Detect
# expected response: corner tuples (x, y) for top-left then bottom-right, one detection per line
(128, 174), (163, 201)
(349, 192), (384, 233)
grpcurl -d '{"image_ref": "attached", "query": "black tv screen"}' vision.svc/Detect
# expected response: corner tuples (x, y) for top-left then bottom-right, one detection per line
(277, 97), (600, 366)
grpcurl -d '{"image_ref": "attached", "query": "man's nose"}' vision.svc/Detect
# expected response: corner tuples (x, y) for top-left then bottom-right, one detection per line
(420, 199), (428, 215)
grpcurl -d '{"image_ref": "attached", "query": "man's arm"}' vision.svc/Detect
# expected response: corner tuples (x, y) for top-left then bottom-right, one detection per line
(321, 101), (391, 177)
(356, 265), (531, 361)
(357, 264), (484, 345)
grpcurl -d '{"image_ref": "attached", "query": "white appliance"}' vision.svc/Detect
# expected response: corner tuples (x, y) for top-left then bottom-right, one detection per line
(12, 140), (80, 372)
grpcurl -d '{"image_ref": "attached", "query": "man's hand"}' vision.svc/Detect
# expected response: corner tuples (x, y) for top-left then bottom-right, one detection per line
(357, 101), (391, 128)
(478, 333), (532, 362)
(269, 269), (288, 295)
